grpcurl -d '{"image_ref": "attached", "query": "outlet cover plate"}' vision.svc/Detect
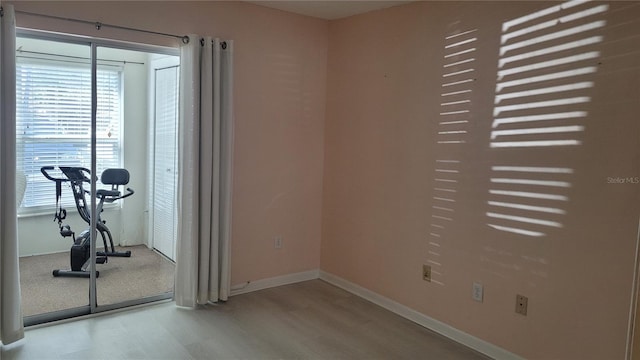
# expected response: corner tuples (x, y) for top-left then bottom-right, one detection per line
(423, 264), (431, 282)
(516, 294), (528, 315)
(472, 282), (483, 302)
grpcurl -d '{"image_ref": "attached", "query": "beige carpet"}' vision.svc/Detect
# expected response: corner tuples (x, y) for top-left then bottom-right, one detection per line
(19, 245), (175, 317)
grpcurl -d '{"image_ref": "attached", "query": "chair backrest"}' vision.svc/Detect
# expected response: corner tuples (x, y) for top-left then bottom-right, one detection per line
(101, 168), (130, 186)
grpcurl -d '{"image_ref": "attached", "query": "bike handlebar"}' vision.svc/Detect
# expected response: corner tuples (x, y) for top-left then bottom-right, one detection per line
(41, 166), (134, 201)
(41, 166), (92, 182)
(40, 166), (58, 181)
(121, 188), (135, 200)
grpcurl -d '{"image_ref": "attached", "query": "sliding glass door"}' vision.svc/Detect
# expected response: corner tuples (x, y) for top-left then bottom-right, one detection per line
(17, 32), (179, 325)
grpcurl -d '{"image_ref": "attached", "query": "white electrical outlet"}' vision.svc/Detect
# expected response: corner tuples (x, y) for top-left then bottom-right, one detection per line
(472, 282), (483, 302)
(274, 236), (283, 249)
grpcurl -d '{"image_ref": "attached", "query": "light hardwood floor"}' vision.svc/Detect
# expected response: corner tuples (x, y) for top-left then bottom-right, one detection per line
(1, 280), (490, 359)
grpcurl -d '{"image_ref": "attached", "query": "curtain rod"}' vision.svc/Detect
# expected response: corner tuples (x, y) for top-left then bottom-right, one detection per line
(17, 48), (145, 66)
(17, 55), (124, 68)
(13, 9), (190, 44)
(200, 37), (228, 49)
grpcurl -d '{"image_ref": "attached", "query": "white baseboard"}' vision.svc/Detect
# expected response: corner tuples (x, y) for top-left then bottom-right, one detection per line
(230, 269), (320, 296)
(319, 270), (524, 360)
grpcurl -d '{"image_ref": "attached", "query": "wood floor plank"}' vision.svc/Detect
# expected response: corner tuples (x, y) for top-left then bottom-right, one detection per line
(1, 280), (490, 359)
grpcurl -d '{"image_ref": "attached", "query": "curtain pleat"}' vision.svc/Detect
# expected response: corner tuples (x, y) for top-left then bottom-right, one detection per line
(219, 40), (234, 301)
(175, 35), (234, 307)
(0, 4), (25, 345)
(175, 35), (200, 307)
(199, 37), (214, 303)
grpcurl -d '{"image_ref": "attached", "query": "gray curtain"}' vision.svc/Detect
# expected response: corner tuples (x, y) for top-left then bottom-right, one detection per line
(175, 35), (234, 307)
(0, 4), (25, 346)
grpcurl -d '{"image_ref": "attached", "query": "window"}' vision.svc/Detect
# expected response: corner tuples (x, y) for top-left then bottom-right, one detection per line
(16, 58), (122, 212)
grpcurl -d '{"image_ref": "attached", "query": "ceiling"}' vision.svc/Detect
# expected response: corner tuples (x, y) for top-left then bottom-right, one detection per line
(246, 1), (414, 20)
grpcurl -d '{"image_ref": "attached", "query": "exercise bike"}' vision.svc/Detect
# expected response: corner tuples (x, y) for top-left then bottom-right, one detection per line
(41, 166), (135, 278)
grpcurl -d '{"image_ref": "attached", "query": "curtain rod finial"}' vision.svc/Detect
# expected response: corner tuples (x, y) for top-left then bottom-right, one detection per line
(182, 36), (190, 44)
(95, 22), (102, 30)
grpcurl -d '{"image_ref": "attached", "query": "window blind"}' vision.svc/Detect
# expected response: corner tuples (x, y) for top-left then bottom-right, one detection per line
(16, 59), (122, 212)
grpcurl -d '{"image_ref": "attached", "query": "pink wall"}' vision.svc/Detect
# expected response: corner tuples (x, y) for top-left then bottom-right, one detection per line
(322, 1), (640, 359)
(8, 1), (327, 284)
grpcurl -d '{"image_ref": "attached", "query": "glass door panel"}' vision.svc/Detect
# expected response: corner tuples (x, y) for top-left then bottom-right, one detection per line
(94, 45), (176, 308)
(16, 36), (93, 323)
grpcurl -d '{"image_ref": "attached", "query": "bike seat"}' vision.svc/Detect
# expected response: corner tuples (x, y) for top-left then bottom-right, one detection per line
(97, 189), (120, 197)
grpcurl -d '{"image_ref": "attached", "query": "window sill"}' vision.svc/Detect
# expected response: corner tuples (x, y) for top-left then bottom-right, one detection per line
(18, 204), (120, 219)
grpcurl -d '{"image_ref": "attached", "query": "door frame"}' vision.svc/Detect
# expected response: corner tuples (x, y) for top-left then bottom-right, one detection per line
(628, 217), (640, 359)
(17, 28), (179, 326)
